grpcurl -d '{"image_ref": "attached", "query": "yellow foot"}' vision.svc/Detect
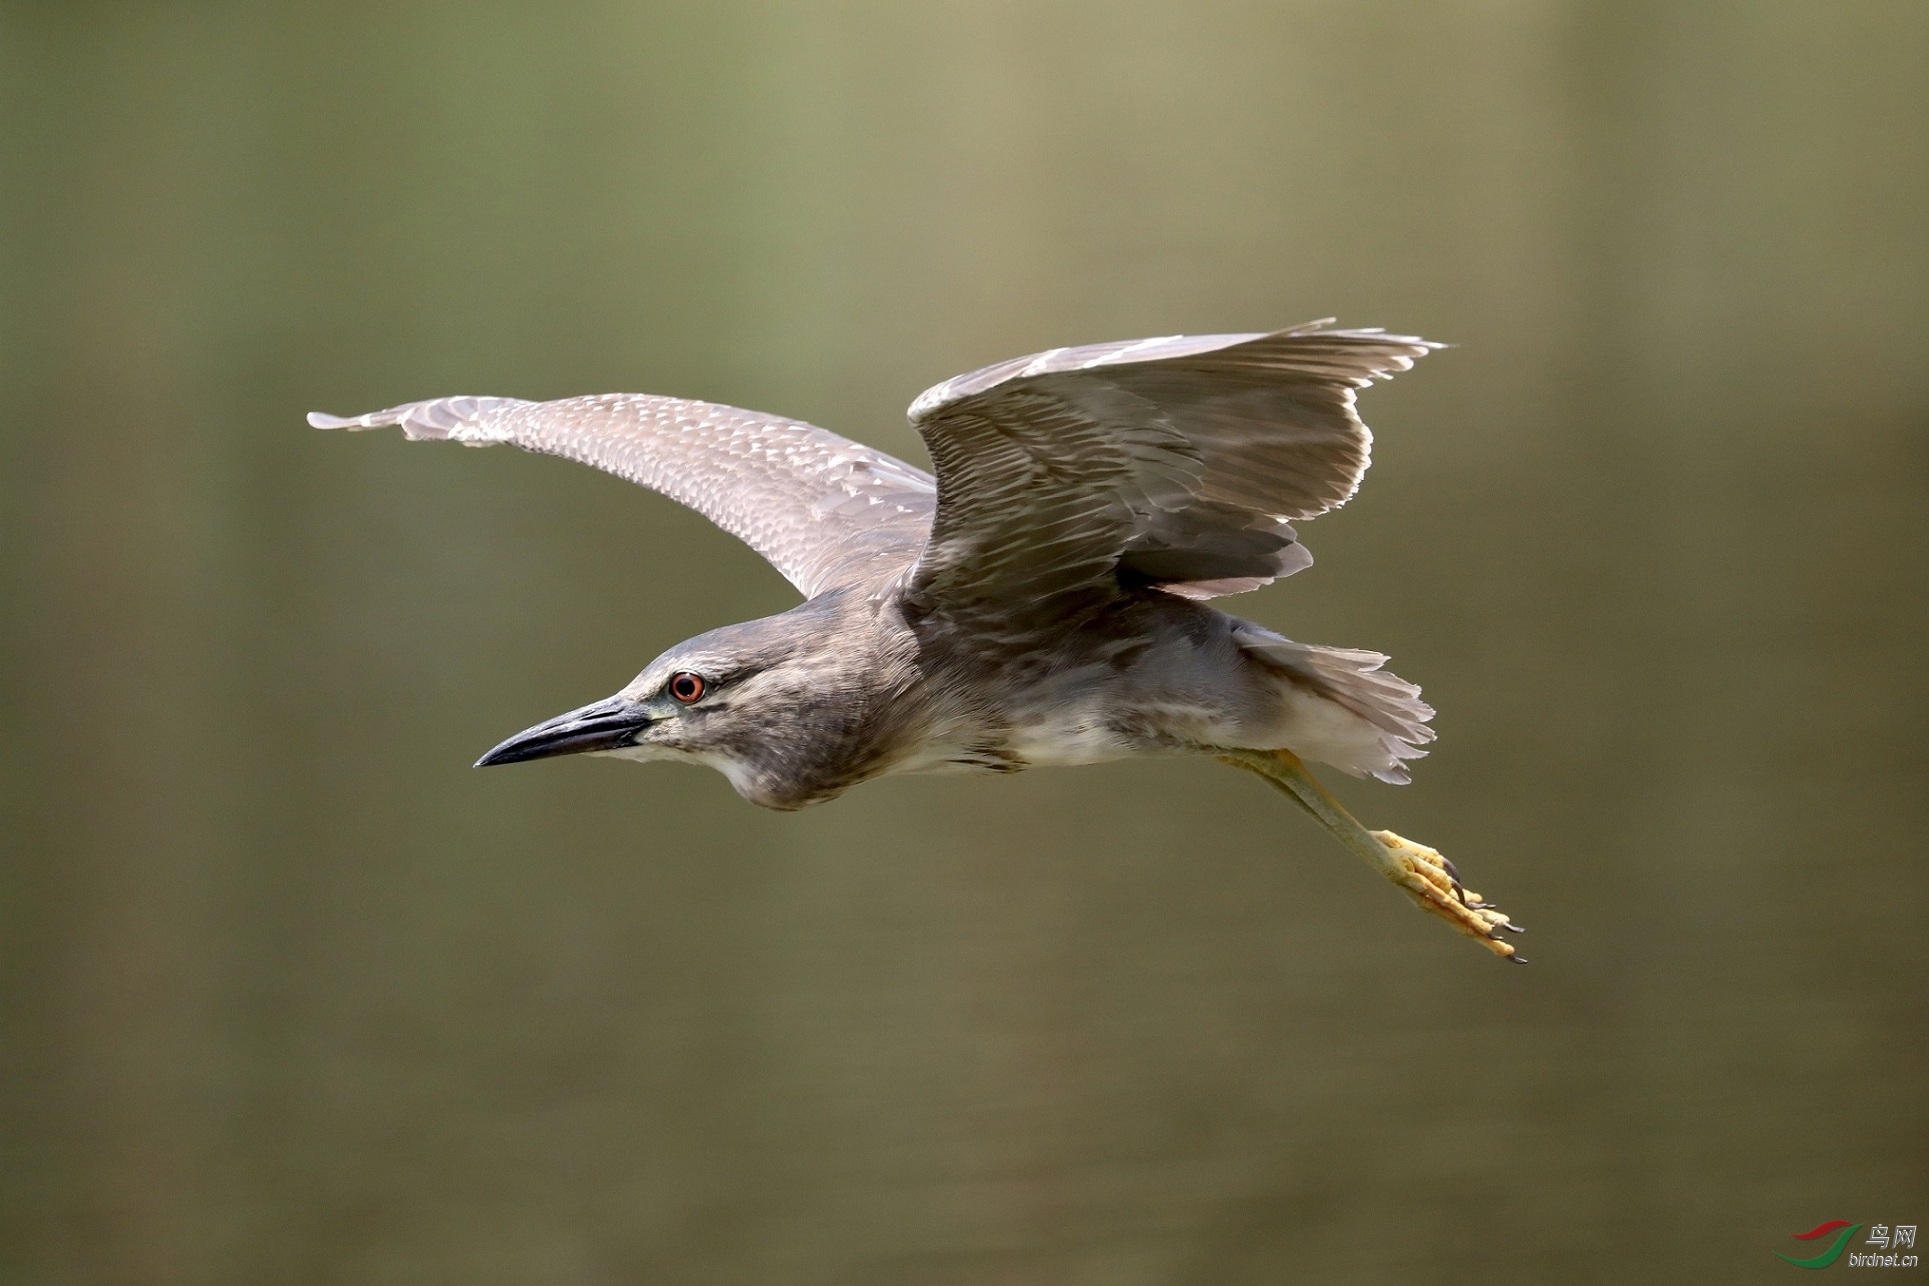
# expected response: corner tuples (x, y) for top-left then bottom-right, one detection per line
(1372, 830), (1523, 961)
(1215, 748), (1525, 962)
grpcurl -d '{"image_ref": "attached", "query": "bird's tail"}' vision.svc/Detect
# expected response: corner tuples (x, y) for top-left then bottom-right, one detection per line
(1232, 625), (1435, 784)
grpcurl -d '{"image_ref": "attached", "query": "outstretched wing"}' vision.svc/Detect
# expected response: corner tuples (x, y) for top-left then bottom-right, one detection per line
(905, 322), (1440, 622)
(309, 394), (937, 597)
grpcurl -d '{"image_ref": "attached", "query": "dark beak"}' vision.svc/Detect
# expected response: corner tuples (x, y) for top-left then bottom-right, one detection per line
(474, 695), (653, 767)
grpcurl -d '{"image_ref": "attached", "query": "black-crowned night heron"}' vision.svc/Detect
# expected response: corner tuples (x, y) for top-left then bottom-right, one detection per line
(311, 321), (1520, 959)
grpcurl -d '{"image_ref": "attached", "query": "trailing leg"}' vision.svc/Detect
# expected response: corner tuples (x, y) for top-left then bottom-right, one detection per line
(1217, 747), (1522, 960)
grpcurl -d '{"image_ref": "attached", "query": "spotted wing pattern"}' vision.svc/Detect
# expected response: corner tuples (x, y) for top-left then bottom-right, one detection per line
(906, 322), (1440, 621)
(309, 394), (936, 597)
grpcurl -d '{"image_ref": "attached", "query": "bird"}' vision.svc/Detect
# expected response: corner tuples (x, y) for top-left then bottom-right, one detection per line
(311, 320), (1520, 959)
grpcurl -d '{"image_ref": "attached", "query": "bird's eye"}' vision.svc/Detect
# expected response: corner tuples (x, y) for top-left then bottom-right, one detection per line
(667, 672), (706, 704)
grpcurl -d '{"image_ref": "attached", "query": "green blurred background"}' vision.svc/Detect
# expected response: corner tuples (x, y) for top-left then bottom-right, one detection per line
(3, 4), (1925, 1283)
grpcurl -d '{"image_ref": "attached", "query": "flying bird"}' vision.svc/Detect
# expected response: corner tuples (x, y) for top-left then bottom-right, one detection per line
(311, 321), (1519, 958)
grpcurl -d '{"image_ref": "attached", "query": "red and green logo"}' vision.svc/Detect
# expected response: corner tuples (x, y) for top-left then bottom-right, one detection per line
(1776, 1221), (1862, 1269)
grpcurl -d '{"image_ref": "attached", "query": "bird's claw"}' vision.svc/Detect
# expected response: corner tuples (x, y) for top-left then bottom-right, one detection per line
(1370, 830), (1523, 961)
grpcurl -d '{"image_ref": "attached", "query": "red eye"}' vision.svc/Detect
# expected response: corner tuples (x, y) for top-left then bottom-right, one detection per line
(668, 672), (706, 703)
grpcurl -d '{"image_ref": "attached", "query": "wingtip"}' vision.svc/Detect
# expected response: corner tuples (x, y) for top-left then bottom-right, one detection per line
(307, 411), (354, 429)
(1283, 320), (1452, 357)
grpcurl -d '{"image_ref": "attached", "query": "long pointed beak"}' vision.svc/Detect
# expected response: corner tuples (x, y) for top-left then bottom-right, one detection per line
(475, 695), (653, 767)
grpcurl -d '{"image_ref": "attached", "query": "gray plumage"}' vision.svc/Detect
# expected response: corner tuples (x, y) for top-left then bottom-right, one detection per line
(309, 321), (1441, 809)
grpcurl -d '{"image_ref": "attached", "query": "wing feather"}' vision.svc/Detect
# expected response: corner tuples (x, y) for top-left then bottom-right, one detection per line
(906, 321), (1439, 619)
(308, 393), (936, 597)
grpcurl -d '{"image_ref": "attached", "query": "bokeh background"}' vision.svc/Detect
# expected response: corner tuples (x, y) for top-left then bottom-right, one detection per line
(3, 3), (1925, 1283)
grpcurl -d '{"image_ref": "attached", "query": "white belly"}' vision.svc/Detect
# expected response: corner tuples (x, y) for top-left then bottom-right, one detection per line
(1002, 703), (1140, 767)
(894, 688), (1253, 776)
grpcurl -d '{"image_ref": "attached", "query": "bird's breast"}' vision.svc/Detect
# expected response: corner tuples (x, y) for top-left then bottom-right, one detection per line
(895, 684), (1218, 777)
(999, 702), (1142, 767)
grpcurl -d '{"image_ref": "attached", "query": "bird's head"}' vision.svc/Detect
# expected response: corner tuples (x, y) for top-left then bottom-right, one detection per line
(474, 595), (908, 809)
